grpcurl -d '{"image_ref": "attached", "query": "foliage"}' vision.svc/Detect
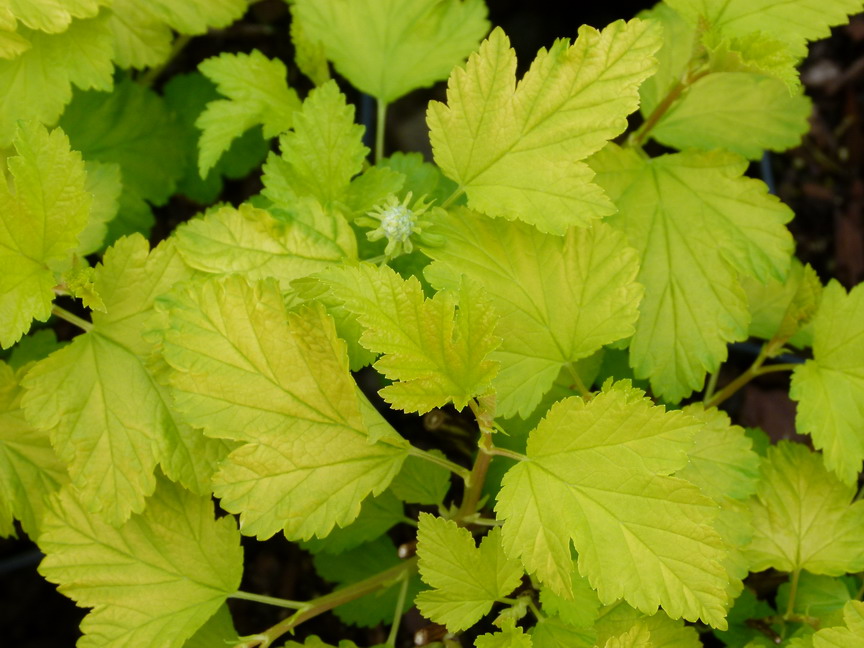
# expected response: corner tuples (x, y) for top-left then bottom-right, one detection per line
(1, 1), (864, 647)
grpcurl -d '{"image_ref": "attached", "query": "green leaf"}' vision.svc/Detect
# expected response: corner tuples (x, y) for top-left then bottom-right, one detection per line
(648, 73), (811, 159)
(292, 0), (489, 103)
(531, 617), (596, 648)
(159, 276), (407, 539)
(0, 361), (68, 538)
(302, 490), (403, 554)
(174, 202), (356, 289)
(197, 50), (301, 175)
(183, 604), (239, 648)
(790, 280), (864, 484)
(76, 160), (122, 255)
(677, 404), (760, 501)
(416, 513), (523, 632)
(495, 381), (730, 628)
(312, 535), (423, 628)
(424, 207), (642, 418)
(602, 623), (653, 648)
(475, 624), (533, 648)
(162, 72), (269, 204)
(134, 0), (247, 35)
(103, 0), (172, 69)
(594, 603), (702, 648)
(776, 573), (852, 627)
(314, 263), (500, 414)
(261, 80), (367, 209)
(538, 566), (601, 628)
(702, 29), (802, 92)
(590, 144), (793, 402)
(0, 15), (113, 146)
(59, 78), (186, 206)
(745, 442), (864, 575)
(389, 450), (451, 505)
(428, 20), (661, 233)
(38, 478), (243, 648)
(7, 329), (65, 370)
(0, 122), (91, 349)
(637, 3), (695, 115)
(745, 258), (822, 349)
(810, 601), (864, 647)
(21, 236), (220, 524)
(666, 0), (864, 57)
(3, 0), (102, 33)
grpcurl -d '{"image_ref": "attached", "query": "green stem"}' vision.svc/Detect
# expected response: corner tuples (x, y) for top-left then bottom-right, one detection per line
(440, 187), (465, 209)
(704, 345), (796, 409)
(704, 366), (721, 401)
(527, 598), (545, 621)
(457, 432), (493, 521)
(243, 557), (418, 648)
(386, 572), (411, 646)
(407, 445), (471, 482)
(784, 569), (801, 620)
(52, 306), (93, 332)
(487, 446), (528, 462)
(628, 70), (709, 148)
(375, 100), (388, 163)
(566, 363), (594, 400)
(230, 591), (306, 610)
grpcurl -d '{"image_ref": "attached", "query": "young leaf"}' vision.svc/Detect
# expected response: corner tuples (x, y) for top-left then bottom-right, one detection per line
(538, 566), (601, 628)
(0, 121), (91, 349)
(21, 236), (219, 524)
(593, 602), (702, 648)
(601, 623), (653, 648)
(3, 0), (102, 33)
(197, 50), (301, 175)
(174, 202), (356, 289)
(416, 513), (523, 632)
(0, 361), (68, 538)
(590, 144), (793, 402)
(495, 381), (730, 628)
(427, 20), (661, 233)
(261, 80), (368, 209)
(424, 208), (642, 417)
(76, 160), (122, 255)
(389, 450), (451, 506)
(292, 0), (489, 103)
(159, 276), (408, 539)
(475, 624), (533, 647)
(745, 442), (864, 575)
(647, 73), (811, 158)
(314, 263), (500, 414)
(133, 0), (247, 35)
(302, 491), (403, 554)
(790, 281), (864, 484)
(38, 478), (243, 648)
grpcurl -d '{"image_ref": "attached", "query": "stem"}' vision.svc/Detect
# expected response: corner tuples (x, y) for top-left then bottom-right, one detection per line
(440, 187), (465, 209)
(527, 598), (545, 621)
(784, 569), (801, 620)
(566, 363), (593, 400)
(487, 446), (528, 462)
(375, 100), (388, 163)
(386, 572), (410, 646)
(457, 433), (493, 521)
(704, 345), (796, 409)
(704, 367), (720, 401)
(52, 306), (93, 332)
(230, 591), (306, 610)
(407, 445), (471, 482)
(629, 70), (709, 148)
(244, 557), (418, 648)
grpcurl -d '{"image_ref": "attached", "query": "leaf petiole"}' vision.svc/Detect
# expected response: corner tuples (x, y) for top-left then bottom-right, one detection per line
(407, 445), (471, 482)
(52, 305), (93, 332)
(229, 590), (306, 610)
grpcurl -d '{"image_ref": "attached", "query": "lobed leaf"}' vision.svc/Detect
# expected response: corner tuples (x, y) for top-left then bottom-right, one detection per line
(292, 0), (489, 103)
(496, 381), (730, 628)
(790, 281), (864, 483)
(416, 514), (524, 632)
(590, 144), (794, 402)
(38, 478), (242, 648)
(0, 122), (91, 348)
(428, 20), (661, 233)
(424, 208), (642, 417)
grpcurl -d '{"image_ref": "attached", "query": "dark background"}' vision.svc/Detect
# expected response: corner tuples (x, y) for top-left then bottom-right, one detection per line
(2, 2), (863, 646)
